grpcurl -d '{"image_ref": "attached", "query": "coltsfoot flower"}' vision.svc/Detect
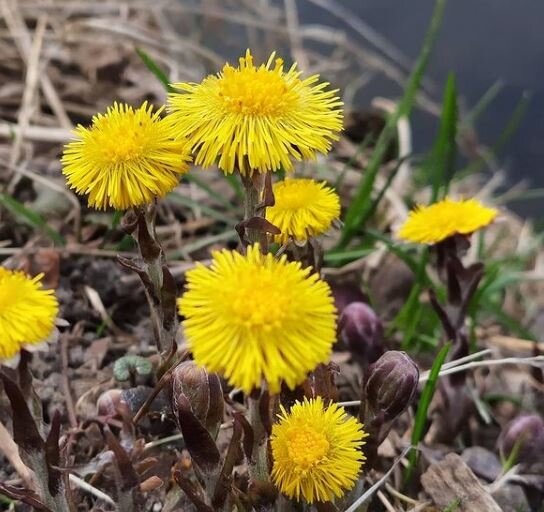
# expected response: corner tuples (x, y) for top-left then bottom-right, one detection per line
(0, 268), (58, 364)
(271, 397), (367, 503)
(178, 244), (337, 393)
(398, 197), (498, 245)
(62, 102), (191, 210)
(168, 49), (343, 175)
(265, 178), (341, 243)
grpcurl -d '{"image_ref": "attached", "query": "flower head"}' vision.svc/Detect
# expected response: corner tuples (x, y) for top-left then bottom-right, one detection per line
(178, 244), (336, 393)
(398, 197), (498, 245)
(271, 397), (367, 503)
(0, 268), (58, 363)
(265, 178), (340, 243)
(62, 102), (191, 210)
(168, 50), (343, 175)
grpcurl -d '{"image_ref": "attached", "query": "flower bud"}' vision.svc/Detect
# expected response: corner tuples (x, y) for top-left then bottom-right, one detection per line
(97, 389), (123, 416)
(329, 282), (368, 316)
(338, 302), (384, 367)
(170, 361), (224, 436)
(364, 350), (419, 422)
(498, 414), (544, 464)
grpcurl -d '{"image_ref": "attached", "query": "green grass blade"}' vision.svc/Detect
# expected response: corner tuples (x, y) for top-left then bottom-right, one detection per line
(351, 154), (411, 231)
(0, 193), (65, 246)
(428, 73), (458, 201)
(405, 342), (451, 483)
(183, 174), (238, 212)
(334, 132), (374, 190)
(166, 191), (236, 223)
(459, 91), (531, 178)
(462, 80), (503, 129)
(136, 48), (174, 93)
(339, 0), (448, 247)
(323, 247), (374, 264)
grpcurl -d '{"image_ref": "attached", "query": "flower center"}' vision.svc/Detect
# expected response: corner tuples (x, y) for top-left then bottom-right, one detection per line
(103, 137), (142, 164)
(217, 58), (299, 117)
(89, 108), (152, 166)
(227, 269), (291, 330)
(287, 426), (330, 471)
(275, 181), (318, 210)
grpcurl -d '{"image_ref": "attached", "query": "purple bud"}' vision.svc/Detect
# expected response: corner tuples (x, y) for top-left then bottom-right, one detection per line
(364, 351), (419, 422)
(97, 389), (123, 416)
(171, 361), (210, 423)
(338, 302), (384, 366)
(329, 282), (368, 316)
(170, 361), (224, 436)
(498, 414), (544, 464)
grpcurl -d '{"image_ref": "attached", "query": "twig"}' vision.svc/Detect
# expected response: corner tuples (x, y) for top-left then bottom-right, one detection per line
(1, 0), (72, 129)
(384, 483), (418, 506)
(376, 489), (397, 512)
(337, 352), (539, 408)
(0, 122), (72, 142)
(345, 445), (412, 512)
(68, 473), (115, 506)
(283, 0), (309, 70)
(0, 161), (81, 238)
(9, 14), (47, 172)
(433, 355), (544, 379)
(0, 420), (35, 488)
(60, 333), (78, 429)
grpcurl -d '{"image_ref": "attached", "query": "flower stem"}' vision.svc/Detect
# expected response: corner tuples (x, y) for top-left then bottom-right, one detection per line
(241, 172), (266, 246)
(248, 395), (269, 482)
(122, 204), (178, 355)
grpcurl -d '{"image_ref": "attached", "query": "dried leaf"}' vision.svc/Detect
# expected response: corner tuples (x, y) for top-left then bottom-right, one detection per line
(139, 476), (163, 492)
(0, 372), (44, 455)
(0, 483), (52, 511)
(173, 471), (214, 512)
(205, 373), (224, 435)
(212, 417), (242, 508)
(44, 411), (63, 497)
(233, 412), (254, 463)
(176, 394), (221, 474)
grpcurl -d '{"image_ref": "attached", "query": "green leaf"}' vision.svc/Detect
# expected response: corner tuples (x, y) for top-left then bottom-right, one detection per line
(339, 0), (448, 247)
(136, 48), (174, 93)
(427, 73), (458, 201)
(405, 342), (451, 483)
(0, 193), (65, 246)
(323, 247), (374, 264)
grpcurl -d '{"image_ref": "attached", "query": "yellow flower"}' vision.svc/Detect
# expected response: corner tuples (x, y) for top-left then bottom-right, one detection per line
(168, 49), (343, 175)
(0, 268), (58, 363)
(266, 178), (341, 243)
(62, 102), (191, 210)
(398, 197), (498, 245)
(178, 245), (336, 393)
(271, 397), (367, 503)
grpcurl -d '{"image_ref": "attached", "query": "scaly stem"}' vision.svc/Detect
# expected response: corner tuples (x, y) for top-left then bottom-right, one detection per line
(241, 172), (266, 246)
(248, 395), (269, 482)
(124, 204), (178, 355)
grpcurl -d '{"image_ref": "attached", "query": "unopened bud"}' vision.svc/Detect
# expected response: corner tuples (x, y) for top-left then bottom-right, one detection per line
(364, 351), (419, 422)
(330, 282), (368, 316)
(338, 302), (384, 366)
(97, 389), (123, 416)
(171, 361), (210, 423)
(498, 414), (544, 464)
(171, 361), (224, 436)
